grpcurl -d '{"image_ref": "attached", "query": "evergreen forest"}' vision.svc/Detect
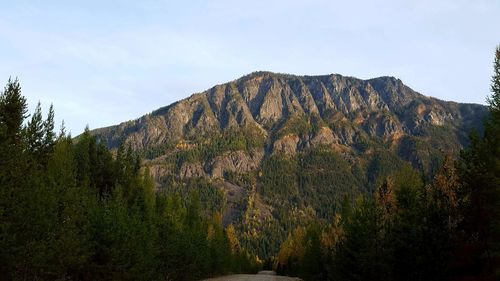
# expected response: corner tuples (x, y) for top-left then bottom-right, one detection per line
(0, 48), (499, 281)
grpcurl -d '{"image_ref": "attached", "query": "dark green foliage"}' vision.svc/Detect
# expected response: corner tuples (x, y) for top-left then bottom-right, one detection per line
(173, 128), (266, 168)
(74, 127), (116, 196)
(2, 47), (498, 280)
(240, 216), (289, 261)
(298, 148), (362, 218)
(43, 104), (55, 152)
(276, 114), (312, 138)
(300, 225), (327, 280)
(0, 80), (260, 280)
(26, 102), (45, 158)
(223, 171), (256, 188)
(259, 154), (299, 202)
(142, 142), (175, 159)
(367, 149), (406, 189)
(245, 148), (363, 260)
(0, 78), (28, 195)
(330, 170), (419, 281)
(275, 162), (457, 281)
(272, 47), (500, 281)
(333, 198), (390, 281)
(274, 224), (329, 280)
(161, 176), (225, 215)
(454, 46), (500, 279)
(250, 155), (300, 258)
(0, 78), (27, 146)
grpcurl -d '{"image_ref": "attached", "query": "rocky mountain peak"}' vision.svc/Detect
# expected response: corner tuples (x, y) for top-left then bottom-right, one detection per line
(88, 71), (487, 245)
(91, 71), (486, 179)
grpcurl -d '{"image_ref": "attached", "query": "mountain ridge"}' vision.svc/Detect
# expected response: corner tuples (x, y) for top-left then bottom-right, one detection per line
(90, 71), (488, 258)
(92, 71), (485, 155)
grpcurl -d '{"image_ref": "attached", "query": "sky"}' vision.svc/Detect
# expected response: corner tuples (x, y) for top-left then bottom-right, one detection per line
(1, 0), (499, 135)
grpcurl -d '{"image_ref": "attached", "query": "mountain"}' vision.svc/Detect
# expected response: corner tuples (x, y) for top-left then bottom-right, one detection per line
(91, 71), (487, 258)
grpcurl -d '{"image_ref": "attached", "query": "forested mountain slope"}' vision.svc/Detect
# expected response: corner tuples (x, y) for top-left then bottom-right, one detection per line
(91, 71), (487, 258)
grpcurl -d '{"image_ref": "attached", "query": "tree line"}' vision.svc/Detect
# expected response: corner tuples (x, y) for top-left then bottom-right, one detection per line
(0, 79), (260, 280)
(1, 47), (499, 281)
(273, 47), (500, 281)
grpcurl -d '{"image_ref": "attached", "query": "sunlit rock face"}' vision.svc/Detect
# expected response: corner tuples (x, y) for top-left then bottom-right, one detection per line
(91, 71), (487, 181)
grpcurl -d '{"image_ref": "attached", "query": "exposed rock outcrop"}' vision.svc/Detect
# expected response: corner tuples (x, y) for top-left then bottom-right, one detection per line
(273, 134), (300, 155)
(90, 71), (487, 181)
(210, 149), (265, 178)
(179, 162), (206, 179)
(309, 126), (338, 146)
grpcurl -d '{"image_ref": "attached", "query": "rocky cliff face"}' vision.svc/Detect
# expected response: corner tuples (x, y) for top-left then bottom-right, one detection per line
(92, 71), (486, 175)
(94, 72), (486, 152)
(90, 71), (487, 258)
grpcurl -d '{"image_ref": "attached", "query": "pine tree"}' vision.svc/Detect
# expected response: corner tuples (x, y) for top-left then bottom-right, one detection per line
(42, 104), (55, 155)
(0, 78), (28, 186)
(375, 176), (397, 224)
(426, 156), (460, 229)
(74, 126), (92, 187)
(416, 156), (461, 280)
(208, 213), (231, 275)
(0, 78), (29, 277)
(0, 78), (261, 279)
(329, 194), (394, 281)
(300, 225), (326, 280)
(0, 78), (27, 147)
(226, 224), (240, 256)
(26, 102), (45, 166)
(487, 46), (500, 122)
(457, 45), (500, 278)
(45, 136), (94, 279)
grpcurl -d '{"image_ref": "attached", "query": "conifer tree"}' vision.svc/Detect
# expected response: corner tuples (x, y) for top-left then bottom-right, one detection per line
(0, 78), (27, 147)
(457, 45), (500, 278)
(42, 104), (55, 154)
(0, 79), (30, 278)
(300, 225), (326, 280)
(45, 135), (94, 279)
(26, 102), (45, 165)
(487, 46), (500, 121)
(0, 78), (28, 188)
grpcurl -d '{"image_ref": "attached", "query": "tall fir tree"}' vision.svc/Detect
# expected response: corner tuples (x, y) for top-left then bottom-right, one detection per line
(457, 45), (500, 279)
(0, 78), (29, 277)
(0, 78), (28, 185)
(42, 104), (55, 155)
(0, 78), (27, 147)
(26, 102), (45, 166)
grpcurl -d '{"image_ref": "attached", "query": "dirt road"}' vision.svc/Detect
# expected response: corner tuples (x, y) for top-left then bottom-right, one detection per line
(202, 271), (302, 281)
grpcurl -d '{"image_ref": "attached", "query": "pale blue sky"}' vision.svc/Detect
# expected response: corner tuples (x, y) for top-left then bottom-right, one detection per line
(1, 0), (499, 134)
